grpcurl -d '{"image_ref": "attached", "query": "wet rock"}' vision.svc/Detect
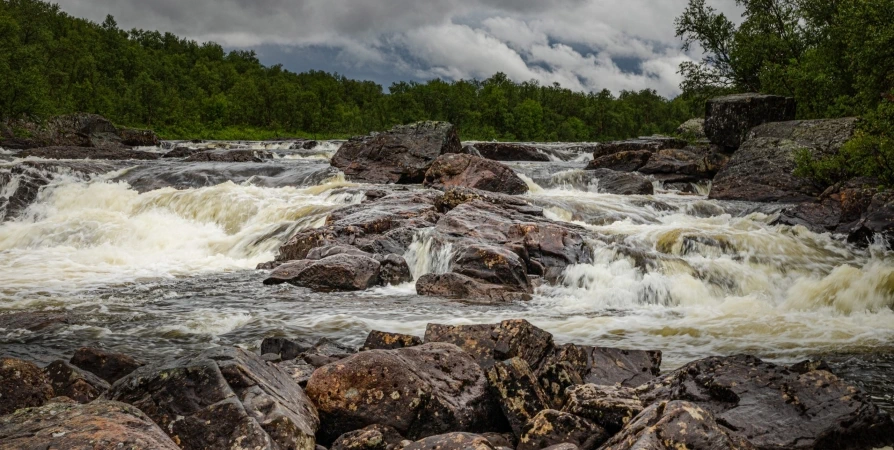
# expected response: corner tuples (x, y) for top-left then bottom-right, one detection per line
(18, 146), (161, 160)
(183, 148), (271, 162)
(103, 346), (319, 450)
(704, 93), (796, 149)
(43, 360), (110, 404)
(301, 337), (357, 368)
(306, 244), (374, 260)
(276, 359), (316, 387)
(435, 187), (536, 213)
(710, 118), (859, 202)
(563, 385), (645, 433)
(425, 154), (529, 195)
(470, 142), (552, 162)
(587, 169), (654, 195)
(0, 357), (54, 416)
(162, 146), (203, 158)
(376, 254), (414, 286)
(450, 243), (532, 293)
(332, 121), (462, 184)
(535, 361), (584, 409)
(261, 336), (315, 361)
(117, 127), (160, 147)
(264, 254), (382, 291)
(541, 444), (578, 450)
(305, 342), (501, 443)
(402, 432), (496, 450)
(580, 346), (661, 387)
(585, 150), (652, 172)
(847, 189), (894, 247)
(423, 320), (554, 370)
(0, 399), (180, 449)
(481, 432), (516, 449)
(677, 118), (706, 139)
(485, 357), (550, 437)
(638, 354), (894, 450)
(0, 311), (71, 332)
(70, 347), (144, 384)
(0, 160), (118, 221)
(599, 400), (756, 450)
(517, 409), (608, 450)
(362, 330), (423, 351)
(591, 136), (688, 159)
(331, 424), (406, 450)
(454, 144), (483, 157)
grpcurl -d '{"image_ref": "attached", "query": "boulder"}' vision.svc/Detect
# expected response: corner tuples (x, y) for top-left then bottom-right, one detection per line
(276, 359), (316, 387)
(424, 154), (529, 195)
(535, 344), (661, 390)
(70, 347), (143, 384)
(591, 136), (688, 159)
(535, 361), (584, 409)
(0, 357), (54, 416)
(423, 320), (554, 370)
(263, 254), (382, 291)
(301, 337), (357, 368)
(450, 243), (532, 293)
(563, 385), (645, 433)
(485, 357), (550, 437)
(710, 118), (859, 202)
(184, 149), (271, 162)
(18, 146), (160, 160)
(599, 401), (756, 450)
(454, 144), (483, 157)
(376, 254), (414, 286)
(305, 343), (501, 443)
(402, 433), (496, 450)
(469, 142), (552, 162)
(103, 346), (319, 450)
(332, 121), (462, 184)
(117, 127), (160, 147)
(517, 409), (608, 450)
(416, 273), (532, 303)
(704, 93), (796, 149)
(261, 336), (315, 361)
(331, 424), (406, 450)
(585, 150), (652, 172)
(362, 330), (423, 351)
(43, 360), (110, 404)
(587, 169), (654, 195)
(0, 400), (180, 450)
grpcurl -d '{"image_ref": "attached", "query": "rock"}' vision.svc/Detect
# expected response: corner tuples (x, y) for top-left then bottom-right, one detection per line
(677, 118), (706, 139)
(183, 149), (271, 162)
(587, 169), (654, 195)
(424, 154), (529, 195)
(18, 146), (161, 160)
(424, 320), (554, 370)
(710, 118), (859, 202)
(0, 400), (180, 449)
(517, 409), (608, 450)
(276, 359), (316, 387)
(469, 142), (552, 162)
(402, 433), (496, 450)
(0, 160), (117, 221)
(163, 146), (203, 158)
(450, 243), (532, 293)
(591, 136), (688, 159)
(435, 187), (535, 213)
(43, 360), (110, 404)
(2, 113), (119, 149)
(541, 445), (578, 450)
(585, 150), (652, 172)
(261, 336), (315, 361)
(103, 346), (319, 450)
(639, 355), (894, 450)
(301, 337), (357, 368)
(481, 432), (516, 449)
(263, 254), (382, 291)
(579, 346), (661, 387)
(416, 273), (533, 303)
(332, 121), (462, 184)
(0, 311), (71, 332)
(535, 361), (583, 409)
(455, 144), (483, 157)
(0, 357), (54, 416)
(704, 93), (797, 149)
(117, 127), (160, 147)
(331, 424), (406, 450)
(563, 385), (646, 433)
(599, 401), (756, 450)
(847, 189), (894, 246)
(362, 330), (423, 351)
(307, 244), (374, 260)
(70, 347), (143, 384)
(305, 343), (501, 443)
(485, 357), (550, 437)
(375, 254), (414, 286)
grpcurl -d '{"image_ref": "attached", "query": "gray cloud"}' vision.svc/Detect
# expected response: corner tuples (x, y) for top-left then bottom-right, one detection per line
(56, 0), (741, 96)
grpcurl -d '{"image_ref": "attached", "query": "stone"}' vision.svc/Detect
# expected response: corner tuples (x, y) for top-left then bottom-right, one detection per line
(450, 243), (532, 293)
(18, 146), (160, 160)
(70, 347), (144, 384)
(0, 400), (179, 450)
(184, 149), (271, 162)
(305, 343), (501, 443)
(599, 401), (756, 450)
(535, 361), (584, 409)
(580, 346), (661, 387)
(103, 346), (319, 450)
(563, 385), (645, 433)
(362, 330), (423, 351)
(402, 433), (496, 450)
(117, 127), (160, 147)
(276, 359), (316, 387)
(43, 360), (109, 404)
(416, 272), (533, 303)
(591, 136), (688, 159)
(424, 154), (529, 195)
(485, 357), (551, 437)
(517, 409), (608, 450)
(704, 93), (796, 149)
(261, 336), (315, 361)
(263, 254), (382, 291)
(0, 357), (54, 416)
(331, 424), (406, 450)
(162, 146), (202, 158)
(375, 254), (414, 286)
(585, 150), (652, 172)
(586, 169), (654, 195)
(424, 320), (554, 370)
(332, 121), (462, 184)
(469, 142), (553, 162)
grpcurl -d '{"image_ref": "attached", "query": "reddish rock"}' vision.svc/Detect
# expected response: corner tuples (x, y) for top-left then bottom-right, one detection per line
(0, 357), (54, 416)
(424, 154), (529, 195)
(70, 347), (143, 384)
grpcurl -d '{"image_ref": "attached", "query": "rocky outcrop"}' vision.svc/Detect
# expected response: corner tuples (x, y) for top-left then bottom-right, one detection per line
(424, 154), (529, 195)
(18, 146), (160, 160)
(103, 346), (319, 450)
(710, 118), (858, 202)
(183, 149), (272, 162)
(704, 93), (796, 149)
(0, 399), (180, 450)
(43, 360), (109, 404)
(517, 410), (607, 450)
(0, 357), (54, 416)
(332, 121), (461, 184)
(586, 169), (654, 195)
(117, 127), (161, 147)
(70, 347), (143, 384)
(1, 114), (160, 150)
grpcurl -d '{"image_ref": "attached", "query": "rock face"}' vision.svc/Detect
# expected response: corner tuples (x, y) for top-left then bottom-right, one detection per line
(586, 169), (654, 195)
(332, 121), (462, 184)
(517, 410), (608, 450)
(117, 127), (161, 147)
(710, 118), (858, 202)
(70, 347), (144, 384)
(0, 357), (54, 416)
(18, 146), (161, 160)
(103, 346), (319, 450)
(43, 360), (110, 404)
(263, 254), (383, 291)
(1, 114), (123, 149)
(704, 93), (796, 149)
(469, 142), (553, 162)
(0, 400), (180, 450)
(424, 154), (529, 195)
(305, 343), (501, 443)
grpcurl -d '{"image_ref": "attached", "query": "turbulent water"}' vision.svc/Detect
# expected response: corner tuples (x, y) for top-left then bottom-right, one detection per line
(1, 140), (893, 411)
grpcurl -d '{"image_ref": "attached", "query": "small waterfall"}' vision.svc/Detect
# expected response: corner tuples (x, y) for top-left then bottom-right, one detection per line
(403, 229), (455, 279)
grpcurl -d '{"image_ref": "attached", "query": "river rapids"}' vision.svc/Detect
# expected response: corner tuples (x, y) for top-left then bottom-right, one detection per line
(1, 140), (892, 412)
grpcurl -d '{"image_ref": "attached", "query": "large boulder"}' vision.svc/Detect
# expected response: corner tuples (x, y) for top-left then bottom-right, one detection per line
(0, 399), (180, 450)
(517, 409), (608, 450)
(585, 150), (652, 172)
(0, 357), (54, 416)
(466, 142), (553, 162)
(70, 347), (144, 384)
(424, 154), (529, 195)
(17, 146), (160, 160)
(305, 342), (502, 443)
(423, 320), (555, 370)
(263, 254), (382, 291)
(332, 121), (462, 184)
(704, 93), (796, 149)
(710, 118), (859, 202)
(562, 385), (645, 433)
(103, 346), (319, 450)
(416, 273), (532, 303)
(43, 360), (110, 404)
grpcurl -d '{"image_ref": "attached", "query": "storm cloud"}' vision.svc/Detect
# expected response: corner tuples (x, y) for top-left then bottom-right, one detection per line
(56, 0), (741, 96)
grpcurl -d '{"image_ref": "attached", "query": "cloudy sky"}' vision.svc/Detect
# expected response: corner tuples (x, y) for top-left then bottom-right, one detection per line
(57, 0), (741, 97)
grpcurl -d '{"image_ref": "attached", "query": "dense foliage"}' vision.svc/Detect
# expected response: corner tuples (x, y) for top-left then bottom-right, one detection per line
(0, 0), (697, 141)
(677, 0), (894, 186)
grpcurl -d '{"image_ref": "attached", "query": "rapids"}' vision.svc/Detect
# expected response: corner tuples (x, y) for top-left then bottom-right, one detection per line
(1, 140), (892, 411)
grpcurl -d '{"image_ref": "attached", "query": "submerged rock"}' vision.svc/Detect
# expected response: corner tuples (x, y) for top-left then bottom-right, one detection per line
(70, 347), (144, 384)
(0, 311), (72, 332)
(332, 121), (461, 184)
(0, 357), (54, 416)
(424, 153), (529, 195)
(704, 93), (796, 149)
